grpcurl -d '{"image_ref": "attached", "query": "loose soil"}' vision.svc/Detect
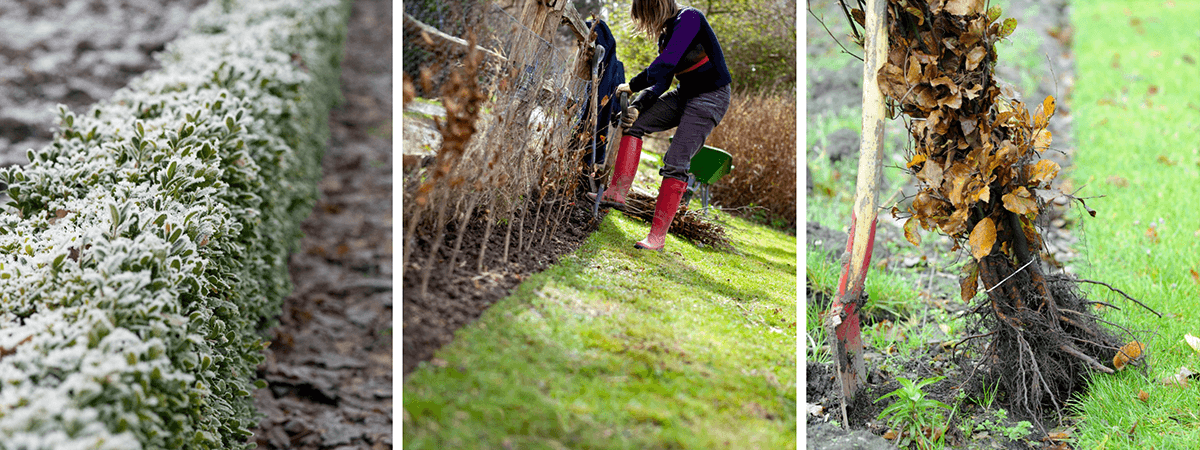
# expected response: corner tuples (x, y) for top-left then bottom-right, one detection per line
(250, 1), (393, 449)
(806, 1), (1088, 448)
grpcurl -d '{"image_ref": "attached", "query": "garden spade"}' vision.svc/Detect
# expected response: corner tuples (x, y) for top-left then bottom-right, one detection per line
(588, 43), (608, 218)
(826, 0), (887, 428)
(592, 88), (629, 218)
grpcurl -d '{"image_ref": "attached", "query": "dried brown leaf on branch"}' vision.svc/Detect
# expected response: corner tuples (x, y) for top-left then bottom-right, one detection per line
(904, 216), (922, 245)
(968, 217), (995, 260)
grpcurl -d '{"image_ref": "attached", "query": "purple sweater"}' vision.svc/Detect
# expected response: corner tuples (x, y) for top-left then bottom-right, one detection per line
(629, 7), (732, 98)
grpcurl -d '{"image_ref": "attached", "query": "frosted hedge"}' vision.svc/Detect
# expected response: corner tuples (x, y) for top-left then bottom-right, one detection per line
(0, 0), (349, 448)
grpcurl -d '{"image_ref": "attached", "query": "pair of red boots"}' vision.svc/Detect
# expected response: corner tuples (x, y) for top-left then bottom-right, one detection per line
(596, 135), (686, 251)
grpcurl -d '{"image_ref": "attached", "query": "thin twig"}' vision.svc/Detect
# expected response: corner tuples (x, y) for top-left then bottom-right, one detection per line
(476, 205), (494, 272)
(807, 2), (864, 62)
(1061, 309), (1136, 336)
(1082, 299), (1121, 310)
(1059, 342), (1115, 374)
(1075, 278), (1162, 317)
(838, 0), (864, 44)
(952, 330), (997, 350)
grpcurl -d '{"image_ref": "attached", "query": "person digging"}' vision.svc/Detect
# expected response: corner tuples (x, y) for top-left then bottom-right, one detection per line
(590, 0), (731, 251)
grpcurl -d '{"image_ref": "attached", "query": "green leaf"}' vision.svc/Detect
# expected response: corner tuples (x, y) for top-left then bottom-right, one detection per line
(1000, 18), (1018, 38)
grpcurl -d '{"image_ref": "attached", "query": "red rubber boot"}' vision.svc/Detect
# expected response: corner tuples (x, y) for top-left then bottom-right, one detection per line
(635, 177), (688, 251)
(597, 135), (642, 206)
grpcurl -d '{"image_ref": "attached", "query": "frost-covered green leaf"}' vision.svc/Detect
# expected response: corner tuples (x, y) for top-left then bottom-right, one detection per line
(0, 0), (349, 448)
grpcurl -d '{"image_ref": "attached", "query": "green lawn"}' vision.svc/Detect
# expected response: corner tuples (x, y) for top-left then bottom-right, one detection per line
(403, 211), (797, 449)
(1068, 1), (1200, 447)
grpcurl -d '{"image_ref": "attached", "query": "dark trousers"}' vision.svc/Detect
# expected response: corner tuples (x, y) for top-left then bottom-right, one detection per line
(626, 84), (731, 181)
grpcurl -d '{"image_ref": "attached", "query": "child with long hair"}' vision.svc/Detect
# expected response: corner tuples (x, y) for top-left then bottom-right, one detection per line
(595, 0), (731, 251)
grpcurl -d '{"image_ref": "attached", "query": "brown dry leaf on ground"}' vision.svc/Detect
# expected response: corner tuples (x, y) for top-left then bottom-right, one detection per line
(1043, 428), (1073, 446)
(1113, 341), (1145, 370)
(1145, 226), (1160, 244)
(1106, 175), (1130, 187)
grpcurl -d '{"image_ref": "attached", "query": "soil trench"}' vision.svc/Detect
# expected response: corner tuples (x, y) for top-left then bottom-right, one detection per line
(250, 1), (393, 449)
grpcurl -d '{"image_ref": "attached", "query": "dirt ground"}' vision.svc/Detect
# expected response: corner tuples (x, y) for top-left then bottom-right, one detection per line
(249, 0), (393, 449)
(806, 1), (1084, 448)
(0, 0), (207, 166)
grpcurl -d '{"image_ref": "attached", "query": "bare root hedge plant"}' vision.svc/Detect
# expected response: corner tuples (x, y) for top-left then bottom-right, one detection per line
(839, 0), (1158, 430)
(402, 6), (590, 297)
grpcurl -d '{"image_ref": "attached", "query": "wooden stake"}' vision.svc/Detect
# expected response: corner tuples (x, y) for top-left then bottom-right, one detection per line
(827, 0), (888, 427)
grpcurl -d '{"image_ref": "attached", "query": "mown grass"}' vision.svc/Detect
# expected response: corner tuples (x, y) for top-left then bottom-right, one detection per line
(403, 211), (797, 449)
(1066, 1), (1200, 447)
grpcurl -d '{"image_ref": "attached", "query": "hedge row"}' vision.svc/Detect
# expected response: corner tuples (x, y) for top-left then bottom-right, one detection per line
(0, 0), (349, 448)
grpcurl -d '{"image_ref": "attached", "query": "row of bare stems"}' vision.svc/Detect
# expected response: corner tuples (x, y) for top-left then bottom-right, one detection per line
(402, 7), (590, 298)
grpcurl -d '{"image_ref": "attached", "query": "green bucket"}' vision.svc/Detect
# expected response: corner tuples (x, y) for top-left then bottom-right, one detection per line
(689, 145), (733, 185)
(667, 136), (734, 184)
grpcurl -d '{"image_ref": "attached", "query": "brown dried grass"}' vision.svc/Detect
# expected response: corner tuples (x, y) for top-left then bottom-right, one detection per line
(705, 89), (797, 230)
(622, 190), (732, 250)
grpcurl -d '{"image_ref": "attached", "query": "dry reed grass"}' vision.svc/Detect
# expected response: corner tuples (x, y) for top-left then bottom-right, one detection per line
(705, 90), (797, 230)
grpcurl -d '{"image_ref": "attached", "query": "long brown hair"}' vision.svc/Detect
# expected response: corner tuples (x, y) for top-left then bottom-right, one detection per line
(630, 0), (680, 38)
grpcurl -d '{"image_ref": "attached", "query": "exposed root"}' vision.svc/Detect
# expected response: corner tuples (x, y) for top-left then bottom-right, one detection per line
(837, 0), (1154, 431)
(1075, 278), (1162, 317)
(966, 249), (1131, 430)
